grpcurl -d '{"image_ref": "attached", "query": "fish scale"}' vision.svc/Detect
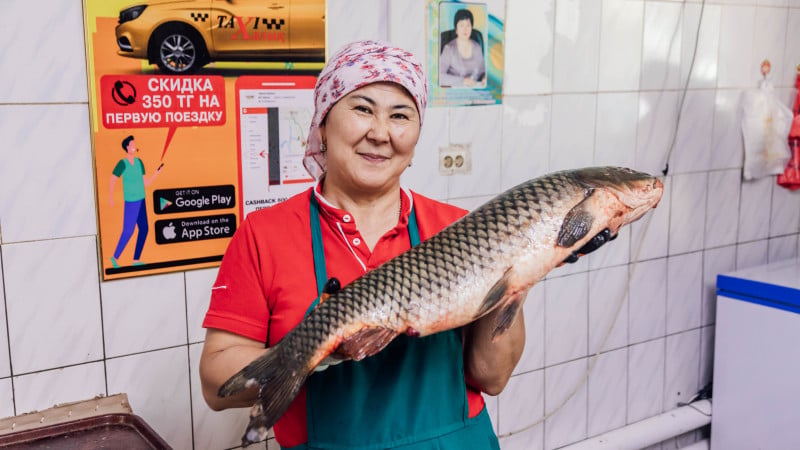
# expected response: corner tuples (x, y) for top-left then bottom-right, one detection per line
(218, 167), (663, 446)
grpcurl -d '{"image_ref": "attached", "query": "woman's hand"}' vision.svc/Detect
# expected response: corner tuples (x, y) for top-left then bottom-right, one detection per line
(462, 295), (526, 395)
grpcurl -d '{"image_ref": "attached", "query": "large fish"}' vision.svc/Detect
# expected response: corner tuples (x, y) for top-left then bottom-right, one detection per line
(219, 166), (664, 445)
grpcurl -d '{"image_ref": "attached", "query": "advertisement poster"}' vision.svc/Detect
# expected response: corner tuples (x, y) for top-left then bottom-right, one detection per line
(84, 0), (325, 280)
(427, 0), (505, 107)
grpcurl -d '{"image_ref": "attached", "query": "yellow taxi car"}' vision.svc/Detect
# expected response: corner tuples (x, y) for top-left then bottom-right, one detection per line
(115, 0), (325, 74)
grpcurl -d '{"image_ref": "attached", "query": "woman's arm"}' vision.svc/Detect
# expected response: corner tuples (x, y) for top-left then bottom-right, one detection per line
(199, 328), (269, 410)
(462, 296), (526, 396)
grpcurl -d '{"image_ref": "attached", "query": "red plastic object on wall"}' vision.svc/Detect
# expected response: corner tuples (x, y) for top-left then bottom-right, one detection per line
(777, 65), (800, 190)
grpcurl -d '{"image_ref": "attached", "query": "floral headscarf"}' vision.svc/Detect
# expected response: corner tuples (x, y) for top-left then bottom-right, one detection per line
(303, 40), (428, 179)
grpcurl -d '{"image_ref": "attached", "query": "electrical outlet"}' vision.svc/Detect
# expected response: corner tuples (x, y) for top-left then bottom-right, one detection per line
(439, 143), (472, 175)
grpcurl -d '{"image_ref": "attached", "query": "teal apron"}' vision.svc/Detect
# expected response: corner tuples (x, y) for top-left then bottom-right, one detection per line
(283, 194), (499, 450)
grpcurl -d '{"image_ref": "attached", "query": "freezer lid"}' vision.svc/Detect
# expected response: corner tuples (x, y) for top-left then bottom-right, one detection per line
(716, 258), (800, 315)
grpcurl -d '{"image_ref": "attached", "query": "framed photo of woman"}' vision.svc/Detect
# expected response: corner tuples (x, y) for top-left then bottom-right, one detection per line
(438, 3), (488, 89)
(427, 0), (504, 107)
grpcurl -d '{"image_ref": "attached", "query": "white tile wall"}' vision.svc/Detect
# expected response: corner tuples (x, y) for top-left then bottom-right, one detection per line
(545, 273), (588, 366)
(702, 245), (737, 326)
(663, 329), (700, 411)
(598, 0), (643, 92)
(738, 177), (773, 241)
(550, 94), (596, 171)
(402, 107), (450, 201)
(637, 91), (680, 175)
(188, 343), (251, 450)
(705, 169), (741, 248)
(107, 347), (192, 449)
(710, 89), (745, 170)
(0, 255), (8, 379)
(629, 258), (667, 345)
(769, 183), (800, 236)
(595, 92), (639, 169)
(666, 252), (702, 335)
(736, 238), (770, 269)
(0, 0), (798, 448)
(717, 5), (756, 88)
(669, 172), (708, 254)
(497, 370), (544, 450)
(326, 0), (388, 57)
(628, 338), (665, 423)
(186, 268), (219, 344)
(552, 0), (602, 93)
(641, 2), (683, 91)
(3, 237), (103, 374)
(768, 234), (799, 262)
(782, 9), (800, 86)
(501, 96), (551, 190)
(588, 265), (629, 354)
(671, 90), (715, 174)
(101, 272), (188, 357)
(448, 106), (503, 197)
(503, 0), (554, 95)
(544, 358), (588, 449)
(0, 378), (13, 419)
(0, 0), (87, 103)
(587, 347), (627, 437)
(13, 362), (106, 416)
(0, 105), (96, 243)
(682, 4), (720, 90)
(699, 325), (715, 389)
(753, 6), (789, 87)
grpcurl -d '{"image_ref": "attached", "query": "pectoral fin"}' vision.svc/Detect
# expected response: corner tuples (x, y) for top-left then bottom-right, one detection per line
(491, 292), (524, 341)
(557, 195), (596, 248)
(476, 268), (526, 340)
(336, 327), (399, 361)
(475, 268), (514, 318)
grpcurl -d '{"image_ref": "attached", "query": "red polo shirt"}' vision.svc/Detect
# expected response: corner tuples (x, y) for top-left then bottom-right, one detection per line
(203, 186), (485, 448)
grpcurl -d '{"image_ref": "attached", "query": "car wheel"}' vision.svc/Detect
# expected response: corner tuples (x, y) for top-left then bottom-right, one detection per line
(152, 27), (205, 74)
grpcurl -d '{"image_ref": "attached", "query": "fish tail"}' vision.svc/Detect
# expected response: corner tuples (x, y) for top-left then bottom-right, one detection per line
(218, 343), (309, 439)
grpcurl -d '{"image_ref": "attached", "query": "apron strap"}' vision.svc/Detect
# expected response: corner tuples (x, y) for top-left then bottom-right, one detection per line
(306, 192), (420, 317)
(305, 193), (328, 317)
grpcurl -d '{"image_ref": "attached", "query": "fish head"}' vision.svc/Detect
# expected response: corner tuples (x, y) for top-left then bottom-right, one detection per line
(572, 166), (664, 233)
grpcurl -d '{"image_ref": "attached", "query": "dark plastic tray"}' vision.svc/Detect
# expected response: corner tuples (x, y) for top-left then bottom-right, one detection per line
(0, 413), (171, 449)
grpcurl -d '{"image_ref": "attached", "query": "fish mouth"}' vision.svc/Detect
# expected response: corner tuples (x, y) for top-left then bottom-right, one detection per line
(615, 176), (663, 227)
(573, 167), (664, 232)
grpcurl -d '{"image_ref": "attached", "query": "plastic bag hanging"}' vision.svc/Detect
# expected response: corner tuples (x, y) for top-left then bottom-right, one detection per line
(777, 64), (800, 190)
(740, 59), (793, 180)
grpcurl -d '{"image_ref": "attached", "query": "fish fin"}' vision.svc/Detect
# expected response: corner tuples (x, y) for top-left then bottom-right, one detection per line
(337, 326), (399, 361)
(218, 344), (308, 444)
(475, 268), (514, 318)
(557, 195), (596, 248)
(241, 402), (269, 447)
(491, 293), (524, 342)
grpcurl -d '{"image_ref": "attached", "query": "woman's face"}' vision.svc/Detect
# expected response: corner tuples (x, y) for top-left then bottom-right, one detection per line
(320, 82), (420, 194)
(456, 18), (472, 39)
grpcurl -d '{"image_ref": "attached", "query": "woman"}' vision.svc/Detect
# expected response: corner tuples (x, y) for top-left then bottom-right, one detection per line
(439, 9), (486, 88)
(199, 40), (524, 449)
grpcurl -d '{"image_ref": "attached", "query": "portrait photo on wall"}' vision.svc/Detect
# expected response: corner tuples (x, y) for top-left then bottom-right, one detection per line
(427, 0), (505, 107)
(438, 4), (487, 89)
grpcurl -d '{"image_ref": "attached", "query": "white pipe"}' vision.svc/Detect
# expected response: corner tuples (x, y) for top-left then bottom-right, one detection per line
(557, 400), (712, 450)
